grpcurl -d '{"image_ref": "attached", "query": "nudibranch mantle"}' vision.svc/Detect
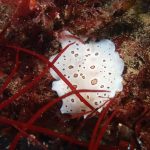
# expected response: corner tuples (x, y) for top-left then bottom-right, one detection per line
(50, 31), (124, 115)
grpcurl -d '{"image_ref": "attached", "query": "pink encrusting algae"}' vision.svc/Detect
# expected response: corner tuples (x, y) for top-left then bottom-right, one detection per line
(0, 31), (126, 150)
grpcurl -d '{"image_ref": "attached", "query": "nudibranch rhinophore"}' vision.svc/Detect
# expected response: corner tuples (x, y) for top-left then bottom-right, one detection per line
(50, 31), (124, 115)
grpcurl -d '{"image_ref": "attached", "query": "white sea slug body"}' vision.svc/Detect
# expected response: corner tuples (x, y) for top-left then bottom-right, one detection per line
(50, 31), (124, 115)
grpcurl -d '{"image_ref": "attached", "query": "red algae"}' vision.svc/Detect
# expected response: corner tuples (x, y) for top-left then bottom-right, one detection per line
(0, 50), (19, 95)
(93, 110), (118, 150)
(0, 43), (111, 150)
(0, 0), (149, 150)
(89, 100), (115, 149)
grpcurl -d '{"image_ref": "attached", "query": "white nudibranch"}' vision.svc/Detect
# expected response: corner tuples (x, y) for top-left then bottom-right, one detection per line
(50, 31), (124, 115)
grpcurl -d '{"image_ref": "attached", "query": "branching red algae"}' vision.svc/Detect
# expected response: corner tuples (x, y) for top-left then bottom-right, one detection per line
(0, 116), (87, 148)
(0, 0), (149, 149)
(0, 43), (112, 150)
